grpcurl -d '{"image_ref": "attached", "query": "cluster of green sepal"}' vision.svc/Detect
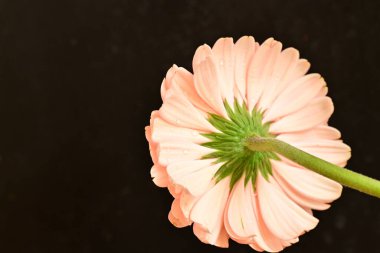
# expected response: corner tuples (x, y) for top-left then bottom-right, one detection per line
(202, 100), (278, 190)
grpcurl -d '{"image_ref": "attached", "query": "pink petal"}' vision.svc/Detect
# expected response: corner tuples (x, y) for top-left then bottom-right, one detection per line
(150, 165), (169, 188)
(291, 139), (351, 152)
(270, 58), (310, 102)
(168, 183), (183, 198)
(193, 223), (229, 248)
(249, 192), (290, 252)
(277, 125), (341, 143)
(161, 65), (214, 113)
(145, 125), (157, 163)
(151, 116), (209, 144)
(168, 197), (192, 228)
(157, 141), (213, 167)
(264, 74), (326, 122)
(179, 190), (199, 219)
(287, 59), (311, 85)
(317, 85), (328, 97)
(257, 174), (319, 240)
(212, 37), (235, 105)
(294, 139), (351, 166)
(252, 39), (283, 111)
(246, 38), (282, 111)
(160, 65), (177, 100)
(159, 87), (216, 132)
(167, 159), (220, 197)
(193, 56), (229, 118)
(272, 160), (342, 210)
(146, 111), (160, 164)
(248, 242), (264, 252)
(234, 36), (256, 103)
(259, 48), (300, 110)
(190, 178), (230, 244)
(269, 97), (334, 133)
(192, 44), (213, 70)
(246, 39), (274, 110)
(160, 78), (167, 102)
(224, 177), (259, 244)
(227, 186), (292, 252)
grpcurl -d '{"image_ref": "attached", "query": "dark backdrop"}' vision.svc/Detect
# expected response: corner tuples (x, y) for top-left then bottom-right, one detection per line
(0, 0), (379, 252)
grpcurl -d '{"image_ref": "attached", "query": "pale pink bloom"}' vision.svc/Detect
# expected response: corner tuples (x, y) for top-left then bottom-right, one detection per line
(145, 36), (351, 252)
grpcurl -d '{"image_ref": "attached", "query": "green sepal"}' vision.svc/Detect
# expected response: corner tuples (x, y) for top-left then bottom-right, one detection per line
(202, 99), (277, 190)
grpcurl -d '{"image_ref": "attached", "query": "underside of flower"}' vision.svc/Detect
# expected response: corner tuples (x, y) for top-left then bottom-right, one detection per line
(147, 36), (352, 252)
(202, 100), (278, 189)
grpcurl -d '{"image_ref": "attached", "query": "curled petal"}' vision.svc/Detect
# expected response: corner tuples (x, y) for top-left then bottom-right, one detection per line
(168, 197), (192, 228)
(190, 178), (230, 246)
(225, 177), (258, 244)
(193, 223), (229, 248)
(150, 165), (169, 188)
(250, 190), (292, 252)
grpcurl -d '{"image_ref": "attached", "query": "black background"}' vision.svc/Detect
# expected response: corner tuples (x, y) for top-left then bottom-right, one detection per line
(0, 0), (379, 252)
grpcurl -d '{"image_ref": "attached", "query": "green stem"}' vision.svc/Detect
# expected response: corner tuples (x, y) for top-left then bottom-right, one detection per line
(245, 136), (380, 198)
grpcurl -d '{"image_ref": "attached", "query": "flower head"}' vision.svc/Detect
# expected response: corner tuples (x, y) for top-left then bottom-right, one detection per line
(146, 36), (351, 252)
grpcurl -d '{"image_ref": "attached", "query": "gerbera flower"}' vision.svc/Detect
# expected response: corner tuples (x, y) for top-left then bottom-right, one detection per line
(145, 36), (351, 252)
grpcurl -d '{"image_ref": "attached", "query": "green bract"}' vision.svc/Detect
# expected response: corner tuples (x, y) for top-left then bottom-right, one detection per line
(202, 100), (278, 189)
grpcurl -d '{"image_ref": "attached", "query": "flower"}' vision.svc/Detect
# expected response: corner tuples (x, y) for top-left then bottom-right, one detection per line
(145, 36), (351, 252)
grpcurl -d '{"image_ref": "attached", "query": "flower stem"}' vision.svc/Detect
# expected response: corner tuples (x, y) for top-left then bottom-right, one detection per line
(245, 136), (380, 198)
